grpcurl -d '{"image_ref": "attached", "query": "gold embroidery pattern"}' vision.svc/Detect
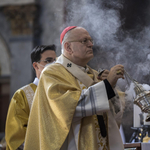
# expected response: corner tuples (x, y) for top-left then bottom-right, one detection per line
(77, 80), (87, 90)
(21, 85), (34, 110)
(94, 115), (108, 150)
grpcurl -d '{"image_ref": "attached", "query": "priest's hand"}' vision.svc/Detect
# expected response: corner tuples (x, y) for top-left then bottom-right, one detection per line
(107, 64), (124, 87)
(97, 70), (109, 80)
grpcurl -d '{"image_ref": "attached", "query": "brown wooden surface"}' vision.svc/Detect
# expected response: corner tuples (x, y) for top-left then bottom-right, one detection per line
(124, 143), (141, 150)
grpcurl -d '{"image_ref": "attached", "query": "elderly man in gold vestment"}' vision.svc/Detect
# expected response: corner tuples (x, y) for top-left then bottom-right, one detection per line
(5, 45), (57, 150)
(24, 26), (125, 150)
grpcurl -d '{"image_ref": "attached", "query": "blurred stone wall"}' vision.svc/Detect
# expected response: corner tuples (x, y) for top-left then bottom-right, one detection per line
(0, 4), (38, 97)
(37, 0), (65, 56)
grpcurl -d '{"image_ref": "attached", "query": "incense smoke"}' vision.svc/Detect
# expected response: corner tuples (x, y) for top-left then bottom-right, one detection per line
(63, 0), (150, 141)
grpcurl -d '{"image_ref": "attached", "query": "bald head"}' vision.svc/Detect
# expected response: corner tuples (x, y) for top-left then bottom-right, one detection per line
(62, 27), (87, 53)
(61, 27), (94, 67)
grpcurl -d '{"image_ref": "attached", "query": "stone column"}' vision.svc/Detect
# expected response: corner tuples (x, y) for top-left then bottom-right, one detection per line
(2, 4), (38, 97)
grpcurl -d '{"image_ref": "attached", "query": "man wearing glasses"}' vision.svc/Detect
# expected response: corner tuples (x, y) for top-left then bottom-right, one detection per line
(5, 45), (56, 150)
(24, 27), (125, 150)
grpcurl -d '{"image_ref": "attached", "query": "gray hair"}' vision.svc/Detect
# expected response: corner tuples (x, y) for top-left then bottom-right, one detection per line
(61, 27), (77, 54)
(61, 31), (70, 54)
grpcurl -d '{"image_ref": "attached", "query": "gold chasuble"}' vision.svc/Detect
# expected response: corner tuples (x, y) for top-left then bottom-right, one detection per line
(24, 55), (124, 150)
(5, 83), (37, 150)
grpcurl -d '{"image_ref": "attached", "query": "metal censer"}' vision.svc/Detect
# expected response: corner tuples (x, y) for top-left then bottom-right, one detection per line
(125, 70), (150, 122)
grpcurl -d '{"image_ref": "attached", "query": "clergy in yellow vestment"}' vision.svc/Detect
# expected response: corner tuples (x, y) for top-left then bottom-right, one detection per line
(5, 45), (56, 150)
(24, 26), (125, 150)
(5, 82), (37, 150)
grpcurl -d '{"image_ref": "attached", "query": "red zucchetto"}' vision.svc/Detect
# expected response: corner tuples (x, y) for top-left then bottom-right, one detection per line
(60, 26), (77, 44)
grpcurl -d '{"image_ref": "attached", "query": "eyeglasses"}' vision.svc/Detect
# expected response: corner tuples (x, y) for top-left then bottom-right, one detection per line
(38, 58), (56, 64)
(68, 38), (94, 45)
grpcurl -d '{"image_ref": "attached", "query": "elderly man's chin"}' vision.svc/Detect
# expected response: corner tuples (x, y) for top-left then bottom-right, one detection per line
(87, 53), (94, 61)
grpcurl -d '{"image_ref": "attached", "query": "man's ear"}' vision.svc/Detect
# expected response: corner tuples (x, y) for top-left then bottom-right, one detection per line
(64, 42), (72, 54)
(32, 62), (38, 70)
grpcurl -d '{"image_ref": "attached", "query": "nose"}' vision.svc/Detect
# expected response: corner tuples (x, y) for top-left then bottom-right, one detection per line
(87, 40), (93, 47)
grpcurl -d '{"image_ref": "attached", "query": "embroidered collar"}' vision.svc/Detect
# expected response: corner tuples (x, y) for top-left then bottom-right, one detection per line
(56, 55), (94, 87)
(77, 65), (89, 73)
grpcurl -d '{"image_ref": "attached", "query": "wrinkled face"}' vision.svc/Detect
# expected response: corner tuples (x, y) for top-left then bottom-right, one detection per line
(66, 28), (94, 66)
